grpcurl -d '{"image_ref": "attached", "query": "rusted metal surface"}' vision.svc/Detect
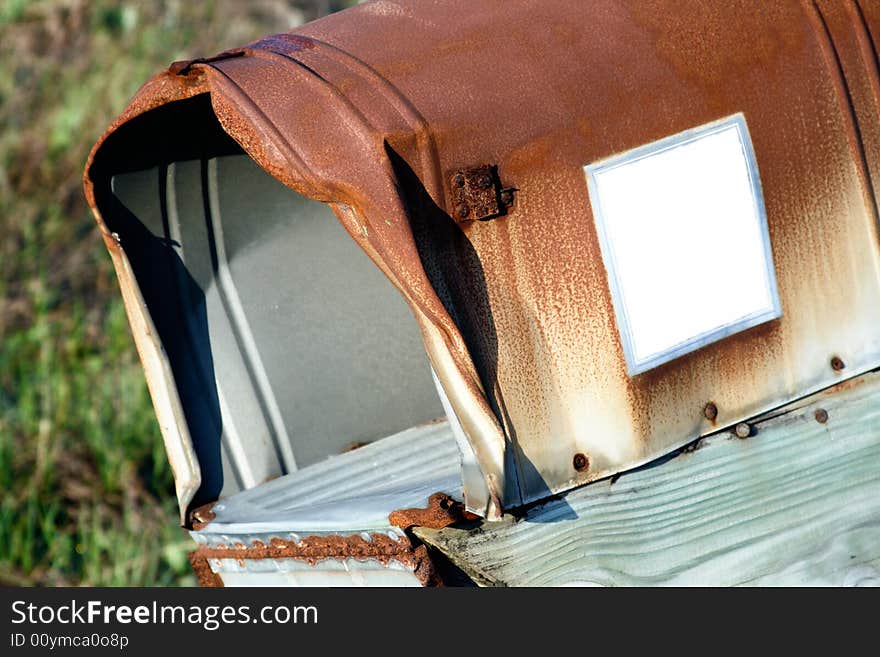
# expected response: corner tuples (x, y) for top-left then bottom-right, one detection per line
(184, 419), (459, 585)
(572, 453), (589, 473)
(190, 532), (440, 586)
(195, 419), (461, 533)
(187, 551), (224, 588)
(100, 231), (202, 525)
(85, 0), (880, 519)
(448, 165), (513, 223)
(388, 492), (479, 530)
(189, 501), (217, 531)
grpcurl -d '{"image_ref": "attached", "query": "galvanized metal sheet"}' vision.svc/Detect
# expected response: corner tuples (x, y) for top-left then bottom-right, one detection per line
(196, 419), (461, 535)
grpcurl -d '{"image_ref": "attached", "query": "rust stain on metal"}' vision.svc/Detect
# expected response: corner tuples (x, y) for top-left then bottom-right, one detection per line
(190, 532), (440, 586)
(388, 492), (479, 530)
(169, 49), (246, 76)
(340, 441), (370, 453)
(703, 402), (718, 423)
(187, 551), (224, 588)
(821, 373), (868, 395)
(448, 164), (513, 223)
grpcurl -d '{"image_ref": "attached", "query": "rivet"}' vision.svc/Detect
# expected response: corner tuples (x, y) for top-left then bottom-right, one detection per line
(703, 402), (718, 421)
(453, 173), (465, 187)
(814, 408), (828, 424)
(573, 453), (589, 472)
(478, 174), (493, 189)
(456, 204), (470, 219)
(735, 422), (751, 439)
(500, 190), (514, 206)
(831, 356), (845, 372)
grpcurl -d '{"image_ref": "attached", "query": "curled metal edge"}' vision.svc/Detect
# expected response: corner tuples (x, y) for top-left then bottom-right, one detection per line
(203, 56), (511, 517)
(430, 368), (493, 517)
(84, 60), (509, 522)
(99, 232), (201, 525)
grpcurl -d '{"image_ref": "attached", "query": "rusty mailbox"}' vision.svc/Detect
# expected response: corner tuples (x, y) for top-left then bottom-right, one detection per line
(85, 0), (880, 586)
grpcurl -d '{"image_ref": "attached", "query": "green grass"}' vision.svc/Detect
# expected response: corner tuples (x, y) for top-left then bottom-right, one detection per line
(0, 0), (355, 586)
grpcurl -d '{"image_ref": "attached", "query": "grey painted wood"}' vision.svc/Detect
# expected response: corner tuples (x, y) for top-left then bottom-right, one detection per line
(415, 371), (880, 586)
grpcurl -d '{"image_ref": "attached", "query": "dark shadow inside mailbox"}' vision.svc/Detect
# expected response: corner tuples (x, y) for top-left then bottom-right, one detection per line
(92, 94), (446, 507)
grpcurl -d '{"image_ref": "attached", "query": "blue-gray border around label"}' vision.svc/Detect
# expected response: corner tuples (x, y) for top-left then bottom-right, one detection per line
(583, 113), (782, 376)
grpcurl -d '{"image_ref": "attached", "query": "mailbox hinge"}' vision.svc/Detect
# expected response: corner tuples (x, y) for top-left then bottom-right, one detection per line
(449, 165), (515, 223)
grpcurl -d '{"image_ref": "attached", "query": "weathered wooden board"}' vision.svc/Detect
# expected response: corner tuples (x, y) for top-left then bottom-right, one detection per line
(415, 371), (880, 586)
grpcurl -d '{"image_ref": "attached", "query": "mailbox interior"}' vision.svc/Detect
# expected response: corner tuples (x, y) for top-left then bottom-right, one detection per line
(93, 94), (448, 508)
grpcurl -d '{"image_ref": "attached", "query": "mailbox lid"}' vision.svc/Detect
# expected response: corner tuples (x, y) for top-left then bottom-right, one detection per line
(293, 0), (880, 502)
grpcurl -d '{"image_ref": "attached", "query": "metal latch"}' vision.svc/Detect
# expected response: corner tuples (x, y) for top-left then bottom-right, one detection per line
(449, 165), (515, 223)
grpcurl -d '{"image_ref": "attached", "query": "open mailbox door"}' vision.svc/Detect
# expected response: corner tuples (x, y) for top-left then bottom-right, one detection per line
(85, 0), (880, 586)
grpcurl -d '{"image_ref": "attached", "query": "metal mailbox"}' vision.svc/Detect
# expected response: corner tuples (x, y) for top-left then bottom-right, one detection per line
(84, 0), (880, 585)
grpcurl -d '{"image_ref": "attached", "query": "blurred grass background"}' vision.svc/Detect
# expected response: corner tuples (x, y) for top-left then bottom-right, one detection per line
(0, 0), (354, 586)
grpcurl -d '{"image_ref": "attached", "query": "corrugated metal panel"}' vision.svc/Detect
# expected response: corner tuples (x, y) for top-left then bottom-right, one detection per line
(108, 148), (445, 507)
(195, 419), (461, 534)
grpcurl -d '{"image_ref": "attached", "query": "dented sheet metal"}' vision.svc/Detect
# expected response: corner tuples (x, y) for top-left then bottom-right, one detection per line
(85, 0), (880, 519)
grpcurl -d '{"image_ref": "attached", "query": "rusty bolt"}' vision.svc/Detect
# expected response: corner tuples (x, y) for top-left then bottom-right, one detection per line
(814, 408), (828, 424)
(452, 173), (465, 188)
(455, 204), (470, 219)
(573, 453), (589, 472)
(703, 402), (718, 421)
(735, 422), (751, 439)
(831, 356), (845, 372)
(500, 189), (514, 206)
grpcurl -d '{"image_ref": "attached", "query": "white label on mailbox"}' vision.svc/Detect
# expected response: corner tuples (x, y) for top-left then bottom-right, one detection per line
(584, 114), (781, 375)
